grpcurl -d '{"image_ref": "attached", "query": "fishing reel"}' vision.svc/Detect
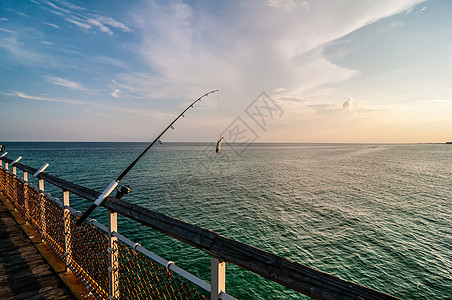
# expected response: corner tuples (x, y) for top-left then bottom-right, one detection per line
(115, 185), (131, 200)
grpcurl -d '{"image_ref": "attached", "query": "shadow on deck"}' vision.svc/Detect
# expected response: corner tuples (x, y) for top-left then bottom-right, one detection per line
(0, 197), (73, 299)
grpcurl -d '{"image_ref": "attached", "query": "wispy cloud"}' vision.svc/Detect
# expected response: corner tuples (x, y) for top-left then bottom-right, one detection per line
(122, 107), (173, 119)
(267, 0), (308, 12)
(0, 26), (62, 68)
(43, 22), (61, 29)
(87, 18), (113, 35)
(343, 97), (354, 110)
(98, 16), (132, 33)
(64, 17), (90, 30)
(0, 37), (43, 65)
(416, 6), (427, 14)
(18, 12), (31, 18)
(378, 20), (405, 33)
(43, 75), (86, 90)
(0, 28), (14, 33)
(389, 21), (404, 29)
(0, 17), (9, 22)
(275, 95), (372, 120)
(47, 1), (74, 15)
(111, 89), (120, 98)
(14, 92), (85, 104)
(96, 56), (128, 69)
(120, 0), (423, 101)
(43, 0), (131, 35)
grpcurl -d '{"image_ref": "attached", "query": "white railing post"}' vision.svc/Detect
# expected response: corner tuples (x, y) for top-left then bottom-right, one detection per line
(38, 178), (44, 191)
(11, 156), (22, 175)
(63, 190), (71, 270)
(108, 210), (119, 299)
(4, 162), (8, 170)
(211, 256), (226, 300)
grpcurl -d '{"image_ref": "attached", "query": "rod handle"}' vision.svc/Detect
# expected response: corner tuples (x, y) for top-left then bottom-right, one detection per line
(75, 180), (118, 226)
(94, 180), (119, 206)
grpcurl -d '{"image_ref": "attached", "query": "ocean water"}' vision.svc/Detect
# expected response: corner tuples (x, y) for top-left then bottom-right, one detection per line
(2, 142), (451, 299)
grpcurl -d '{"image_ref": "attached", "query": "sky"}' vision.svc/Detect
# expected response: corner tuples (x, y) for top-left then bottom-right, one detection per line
(0, 0), (451, 143)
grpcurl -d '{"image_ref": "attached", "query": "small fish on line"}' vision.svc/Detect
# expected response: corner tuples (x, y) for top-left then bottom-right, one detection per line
(216, 136), (224, 154)
(75, 89), (219, 226)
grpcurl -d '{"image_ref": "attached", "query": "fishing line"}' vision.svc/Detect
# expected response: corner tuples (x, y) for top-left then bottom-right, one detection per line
(215, 92), (224, 155)
(76, 89), (219, 226)
(217, 92), (220, 138)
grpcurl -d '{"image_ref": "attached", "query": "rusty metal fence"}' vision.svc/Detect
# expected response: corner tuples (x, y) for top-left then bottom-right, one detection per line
(0, 154), (400, 300)
(0, 161), (215, 300)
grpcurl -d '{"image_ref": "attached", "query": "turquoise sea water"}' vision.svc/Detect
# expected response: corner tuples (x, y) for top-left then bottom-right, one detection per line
(2, 142), (451, 299)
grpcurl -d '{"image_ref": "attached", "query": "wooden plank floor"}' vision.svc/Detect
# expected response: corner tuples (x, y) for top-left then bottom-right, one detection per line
(0, 200), (73, 299)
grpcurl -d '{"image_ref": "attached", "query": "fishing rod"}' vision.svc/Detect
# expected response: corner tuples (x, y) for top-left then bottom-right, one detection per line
(76, 89), (219, 226)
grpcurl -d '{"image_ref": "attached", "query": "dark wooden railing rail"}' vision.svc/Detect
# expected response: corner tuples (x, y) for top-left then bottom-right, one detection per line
(1, 156), (399, 300)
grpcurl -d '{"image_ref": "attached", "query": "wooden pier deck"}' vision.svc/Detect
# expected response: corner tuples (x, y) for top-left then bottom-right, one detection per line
(0, 194), (89, 300)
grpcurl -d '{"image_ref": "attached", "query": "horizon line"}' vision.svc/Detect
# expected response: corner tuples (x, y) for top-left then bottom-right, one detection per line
(1, 141), (449, 145)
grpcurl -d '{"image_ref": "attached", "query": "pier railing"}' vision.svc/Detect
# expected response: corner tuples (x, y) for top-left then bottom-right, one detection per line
(0, 155), (398, 300)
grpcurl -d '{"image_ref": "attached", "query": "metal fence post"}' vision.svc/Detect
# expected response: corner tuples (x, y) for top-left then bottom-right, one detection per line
(63, 190), (71, 270)
(11, 165), (17, 203)
(211, 256), (226, 300)
(23, 171), (28, 220)
(108, 209), (119, 299)
(39, 178), (46, 238)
